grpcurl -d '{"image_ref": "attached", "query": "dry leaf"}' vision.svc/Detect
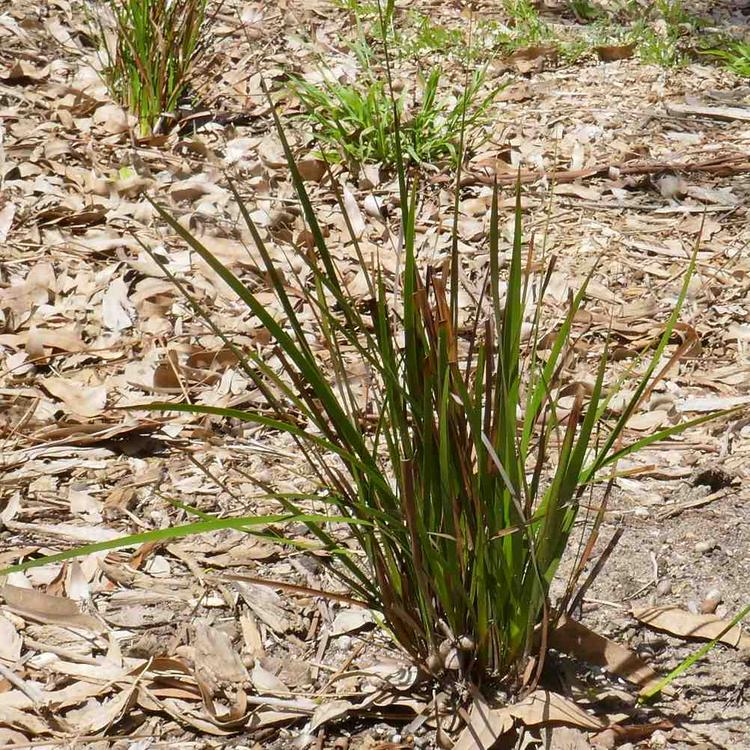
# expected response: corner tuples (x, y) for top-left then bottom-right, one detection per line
(0, 584), (105, 633)
(297, 158), (327, 182)
(92, 103), (131, 134)
(41, 377), (108, 418)
(0, 60), (49, 84)
(251, 663), (288, 695)
(453, 693), (512, 750)
(102, 277), (135, 331)
(194, 622), (249, 695)
(509, 691), (603, 730)
(331, 607), (375, 635)
(309, 699), (353, 731)
(595, 44), (635, 61)
(551, 616), (663, 694)
(632, 606), (750, 649)
(508, 45), (557, 74)
(343, 186), (366, 239)
(455, 689), (602, 750)
(0, 614), (22, 662)
(0, 202), (15, 242)
(0, 261), (55, 316)
(549, 726), (596, 749)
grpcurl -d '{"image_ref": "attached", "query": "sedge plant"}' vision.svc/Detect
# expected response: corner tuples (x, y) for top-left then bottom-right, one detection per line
(96, 0), (209, 134)
(0, 91), (733, 688)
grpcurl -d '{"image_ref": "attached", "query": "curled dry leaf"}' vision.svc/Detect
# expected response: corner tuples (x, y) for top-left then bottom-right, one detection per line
(632, 605), (750, 649)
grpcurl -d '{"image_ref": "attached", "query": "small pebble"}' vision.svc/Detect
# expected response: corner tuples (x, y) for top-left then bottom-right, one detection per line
(650, 729), (668, 748)
(656, 579), (672, 597)
(700, 588), (722, 614)
(694, 540), (716, 554)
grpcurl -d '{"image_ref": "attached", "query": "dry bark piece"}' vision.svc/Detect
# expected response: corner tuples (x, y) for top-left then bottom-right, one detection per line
(632, 606), (750, 649)
(665, 103), (750, 122)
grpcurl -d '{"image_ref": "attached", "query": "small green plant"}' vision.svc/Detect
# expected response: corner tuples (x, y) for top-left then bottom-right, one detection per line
(290, 67), (497, 168)
(704, 40), (750, 77)
(630, 21), (684, 66)
(498, 0), (553, 50)
(399, 13), (465, 59)
(568, 0), (602, 22)
(96, 0), (209, 134)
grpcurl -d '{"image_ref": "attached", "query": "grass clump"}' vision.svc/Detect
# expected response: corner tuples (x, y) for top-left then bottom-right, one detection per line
(96, 0), (209, 134)
(289, 66), (496, 169)
(0, 77), (731, 692)
(703, 40), (750, 77)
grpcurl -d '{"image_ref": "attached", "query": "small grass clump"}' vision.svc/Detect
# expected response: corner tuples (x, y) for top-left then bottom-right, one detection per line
(498, 0), (554, 50)
(96, 0), (209, 134)
(289, 66), (497, 169)
(606, 0), (697, 67)
(399, 13), (466, 60)
(704, 40), (750, 77)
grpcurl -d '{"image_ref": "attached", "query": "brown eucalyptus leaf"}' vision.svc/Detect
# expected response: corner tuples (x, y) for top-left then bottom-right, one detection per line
(551, 616), (663, 694)
(41, 377), (108, 418)
(297, 158), (327, 182)
(309, 699), (353, 731)
(632, 606), (750, 649)
(0, 584), (105, 633)
(595, 44), (635, 61)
